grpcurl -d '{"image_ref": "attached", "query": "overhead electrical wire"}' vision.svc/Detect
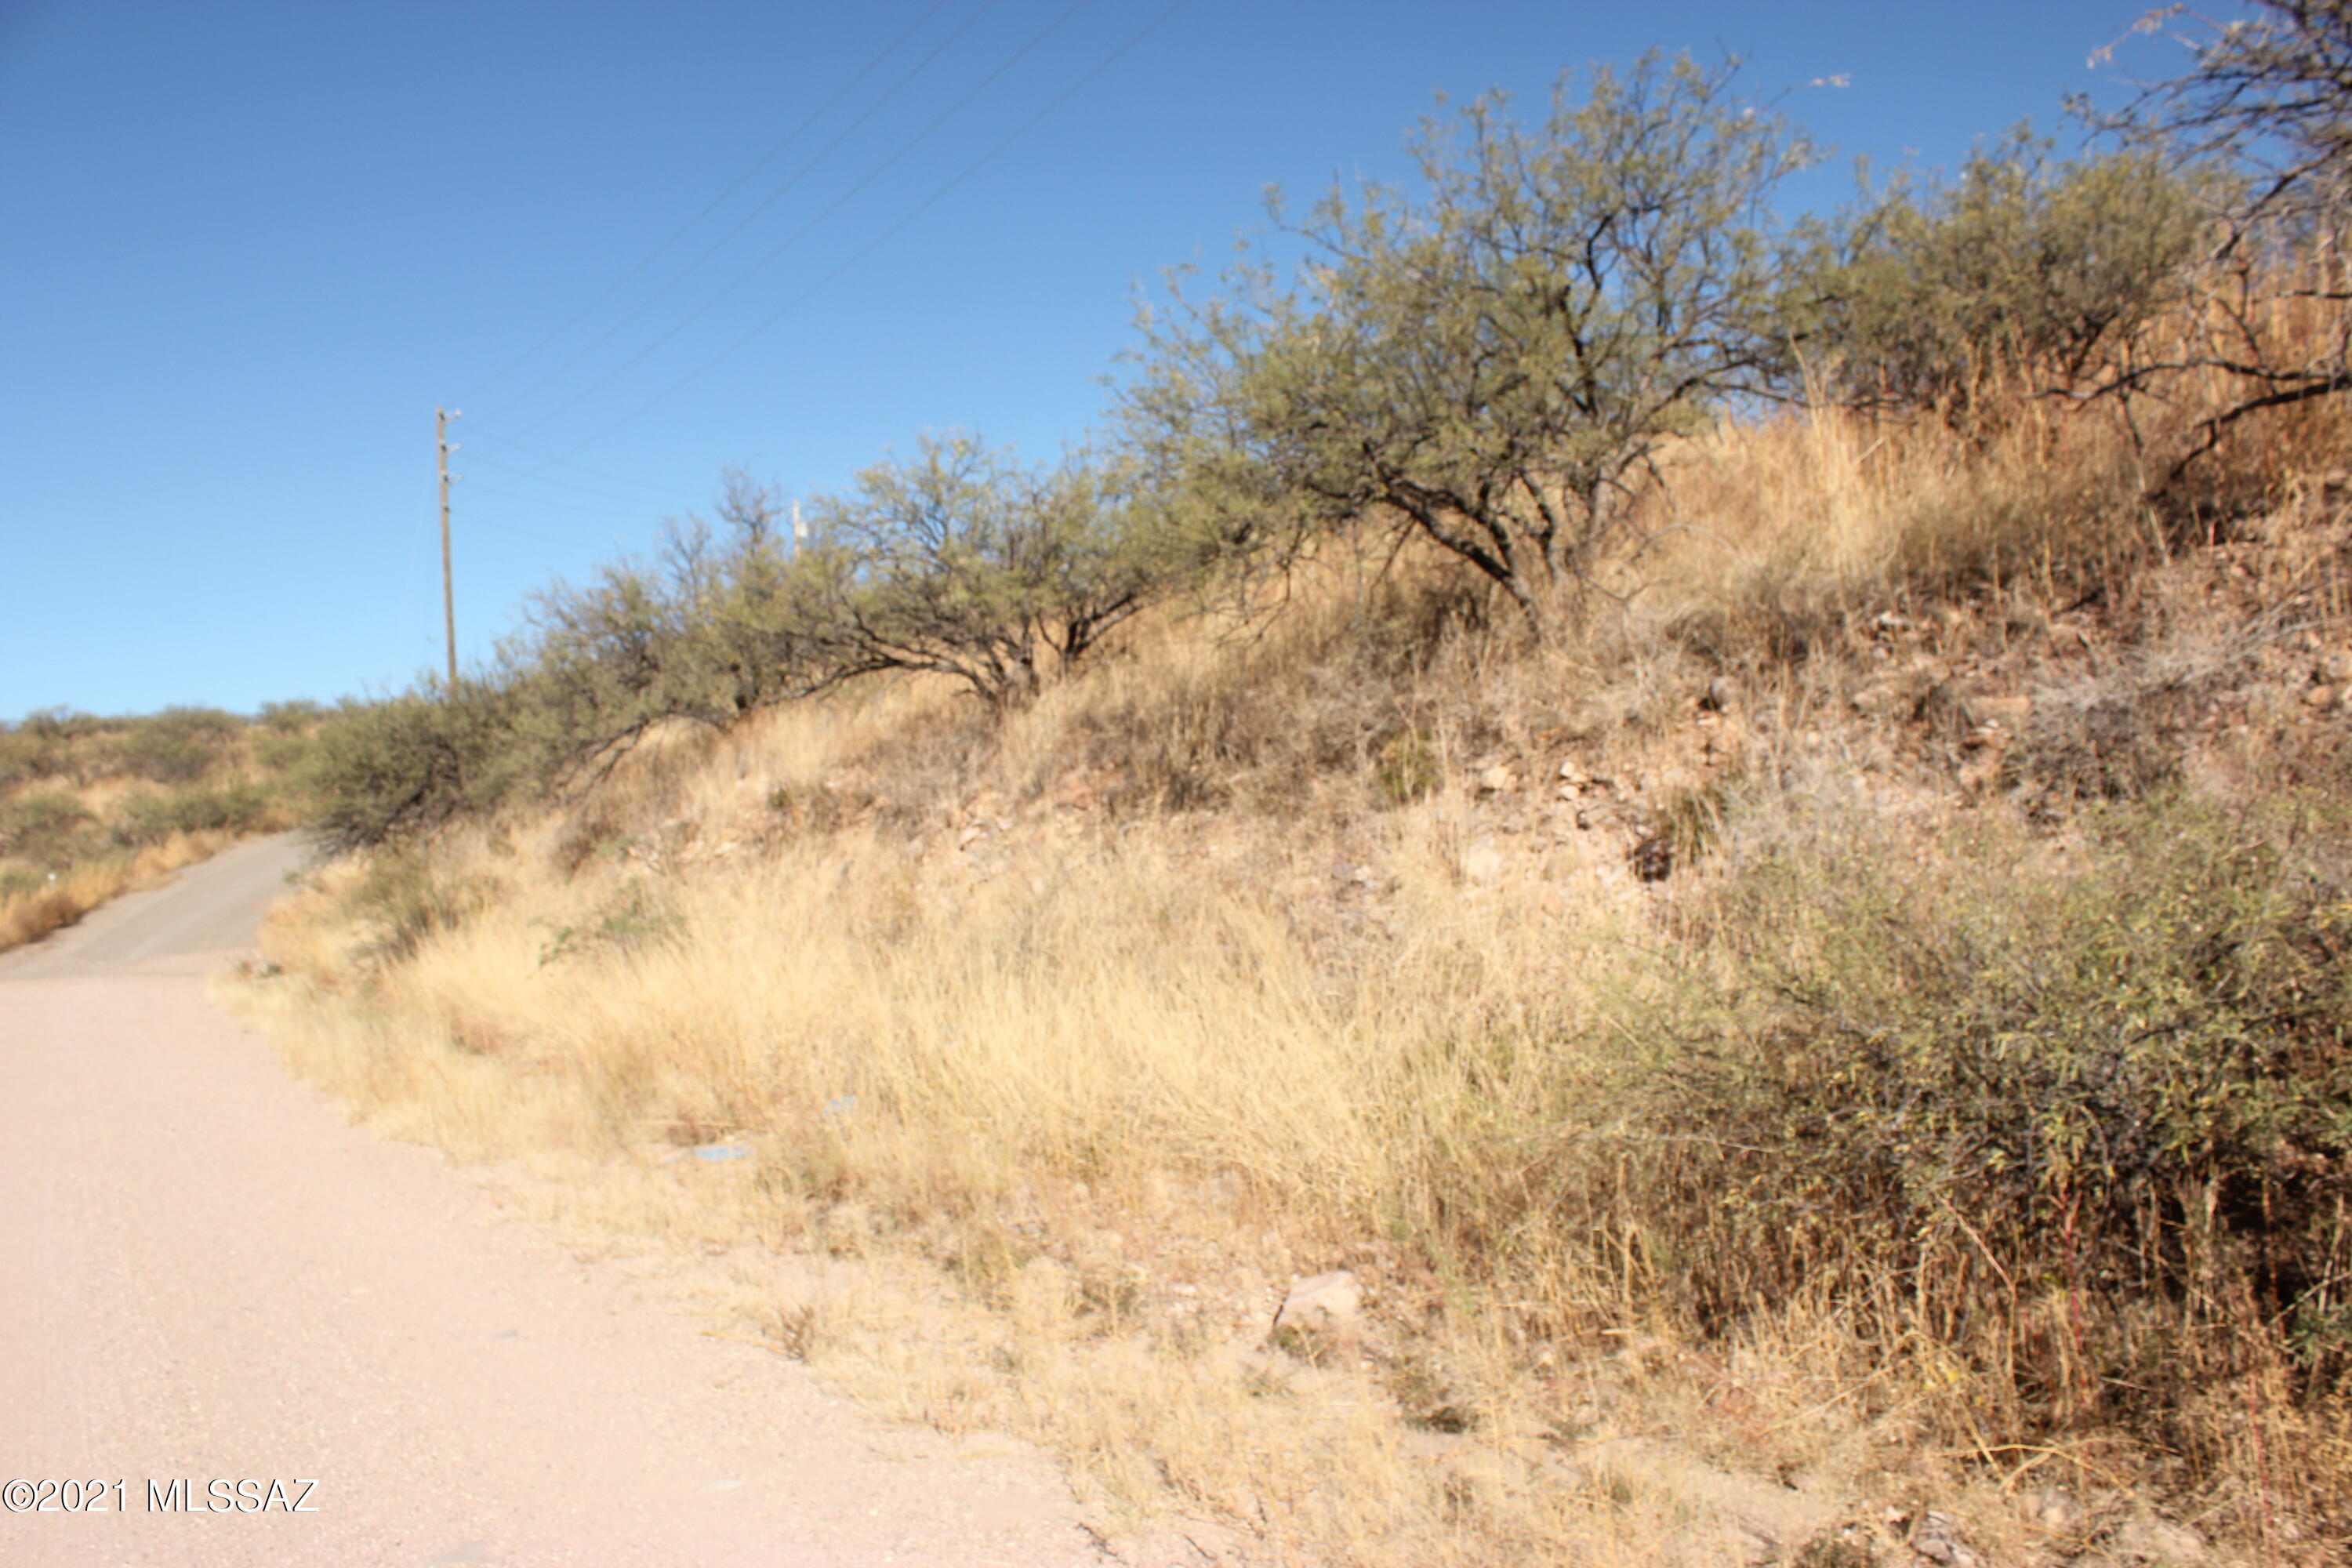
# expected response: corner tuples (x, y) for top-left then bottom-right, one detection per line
(459, 0), (956, 405)
(462, 482), (652, 522)
(461, 460), (670, 510)
(479, 0), (1007, 428)
(495, 0), (1093, 446)
(459, 444), (679, 505)
(543, 0), (1192, 463)
(466, 512), (619, 549)
(458, 423), (686, 496)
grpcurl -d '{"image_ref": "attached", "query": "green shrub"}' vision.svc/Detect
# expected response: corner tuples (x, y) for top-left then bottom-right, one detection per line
(535, 878), (682, 966)
(0, 710), (92, 788)
(804, 436), (1166, 707)
(1540, 795), (2352, 1419)
(114, 784), (270, 847)
(0, 790), (97, 867)
(257, 699), (324, 734)
(252, 729), (312, 775)
(1123, 52), (1811, 623)
(1789, 132), (2209, 417)
(114, 706), (243, 784)
(302, 691), (539, 851)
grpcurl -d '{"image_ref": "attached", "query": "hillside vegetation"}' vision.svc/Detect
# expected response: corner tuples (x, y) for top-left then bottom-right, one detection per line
(0, 703), (318, 952)
(236, 21), (2352, 1568)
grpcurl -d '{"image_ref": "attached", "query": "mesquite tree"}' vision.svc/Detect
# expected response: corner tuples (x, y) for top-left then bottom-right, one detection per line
(801, 434), (1161, 708)
(1123, 53), (1814, 626)
(2086, 2), (2352, 474)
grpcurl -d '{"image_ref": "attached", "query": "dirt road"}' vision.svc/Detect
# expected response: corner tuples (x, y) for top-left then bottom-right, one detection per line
(0, 837), (1099, 1566)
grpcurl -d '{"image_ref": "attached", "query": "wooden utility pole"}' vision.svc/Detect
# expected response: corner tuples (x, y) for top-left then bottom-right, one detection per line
(436, 407), (459, 694)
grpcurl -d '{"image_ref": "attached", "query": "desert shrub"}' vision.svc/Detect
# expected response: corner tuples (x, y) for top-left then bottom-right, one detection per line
(114, 783), (270, 846)
(535, 877), (682, 966)
(302, 691), (539, 851)
(1532, 795), (2352, 1425)
(258, 699), (324, 733)
(252, 728), (312, 774)
(0, 710), (96, 787)
(0, 730), (64, 789)
(802, 436), (1167, 707)
(15, 708), (102, 743)
(1789, 132), (2209, 419)
(1123, 51), (1812, 626)
(111, 706), (244, 784)
(0, 790), (98, 867)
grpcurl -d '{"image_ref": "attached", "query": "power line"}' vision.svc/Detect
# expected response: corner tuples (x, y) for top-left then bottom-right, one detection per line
(499, 0), (1091, 446)
(462, 448), (676, 505)
(481, 0), (1006, 428)
(463, 483), (653, 522)
(550, 0), (1192, 461)
(466, 512), (611, 549)
(459, 2), (956, 405)
(459, 424), (684, 496)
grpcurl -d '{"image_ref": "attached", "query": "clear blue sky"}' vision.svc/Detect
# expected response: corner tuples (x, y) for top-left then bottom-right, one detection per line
(1, 0), (2181, 720)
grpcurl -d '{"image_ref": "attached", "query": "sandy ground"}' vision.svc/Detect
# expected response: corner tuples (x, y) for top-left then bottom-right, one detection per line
(0, 837), (1102, 1566)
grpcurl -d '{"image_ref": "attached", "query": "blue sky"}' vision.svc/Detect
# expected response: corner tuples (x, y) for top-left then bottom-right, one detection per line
(1, 0), (2185, 720)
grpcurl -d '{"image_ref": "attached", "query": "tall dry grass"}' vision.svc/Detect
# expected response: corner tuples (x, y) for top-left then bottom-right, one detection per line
(0, 831), (244, 951)
(0, 707), (314, 953)
(230, 388), (2352, 1565)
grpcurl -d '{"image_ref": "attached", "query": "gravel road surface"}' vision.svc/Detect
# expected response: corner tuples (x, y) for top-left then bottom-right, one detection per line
(0, 837), (1099, 1566)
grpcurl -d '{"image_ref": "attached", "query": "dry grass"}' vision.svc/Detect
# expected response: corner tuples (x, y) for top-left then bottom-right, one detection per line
(0, 708), (312, 953)
(0, 831), (241, 951)
(227, 392), (2352, 1566)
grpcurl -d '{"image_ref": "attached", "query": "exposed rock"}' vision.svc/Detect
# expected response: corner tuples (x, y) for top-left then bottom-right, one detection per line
(2107, 1515), (2209, 1566)
(1476, 763), (1520, 794)
(1907, 1509), (1977, 1567)
(1852, 683), (1907, 719)
(1733, 1516), (1779, 1566)
(1700, 676), (1737, 713)
(1271, 1270), (1361, 1337)
(1974, 694), (2034, 728)
(2023, 1483), (2085, 1534)
(1791, 1523), (1878, 1568)
(1461, 839), (1507, 884)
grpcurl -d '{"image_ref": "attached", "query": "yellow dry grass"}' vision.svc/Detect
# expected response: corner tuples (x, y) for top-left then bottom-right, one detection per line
(0, 830), (241, 953)
(0, 711), (312, 953)
(225, 392), (2352, 1566)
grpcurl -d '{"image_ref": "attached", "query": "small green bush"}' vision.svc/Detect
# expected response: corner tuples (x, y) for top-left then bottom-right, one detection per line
(535, 878), (682, 966)
(0, 790), (98, 867)
(301, 691), (538, 851)
(113, 784), (270, 847)
(0, 710), (92, 788)
(257, 699), (324, 734)
(113, 706), (243, 784)
(1789, 133), (2209, 417)
(252, 729), (312, 774)
(1538, 793), (2352, 1418)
